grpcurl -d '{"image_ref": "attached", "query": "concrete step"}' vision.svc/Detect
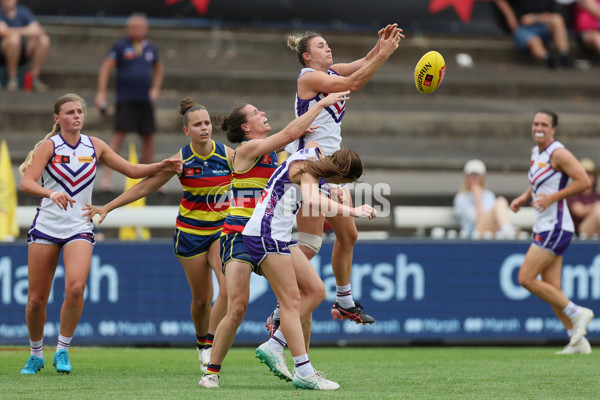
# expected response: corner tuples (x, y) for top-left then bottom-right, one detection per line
(30, 24), (600, 100)
(3, 89), (600, 142)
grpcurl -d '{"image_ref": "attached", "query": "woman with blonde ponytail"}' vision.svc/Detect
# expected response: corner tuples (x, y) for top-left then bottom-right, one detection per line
(84, 97), (233, 376)
(18, 93), (182, 375)
(276, 25), (403, 326)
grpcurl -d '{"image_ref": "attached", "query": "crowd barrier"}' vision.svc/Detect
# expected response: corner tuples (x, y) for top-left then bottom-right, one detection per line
(1, 239), (598, 346)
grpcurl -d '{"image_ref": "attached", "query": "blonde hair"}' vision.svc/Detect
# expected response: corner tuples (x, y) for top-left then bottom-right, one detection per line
(19, 93), (86, 175)
(286, 31), (321, 67)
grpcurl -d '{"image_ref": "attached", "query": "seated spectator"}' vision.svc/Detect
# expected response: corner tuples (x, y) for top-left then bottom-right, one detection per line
(453, 159), (516, 238)
(495, 0), (574, 68)
(0, 0), (50, 91)
(574, 0), (600, 55)
(567, 158), (600, 237)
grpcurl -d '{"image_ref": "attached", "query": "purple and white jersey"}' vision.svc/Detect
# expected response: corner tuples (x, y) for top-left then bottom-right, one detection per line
(28, 134), (97, 239)
(243, 147), (320, 241)
(528, 140), (574, 233)
(284, 68), (345, 156)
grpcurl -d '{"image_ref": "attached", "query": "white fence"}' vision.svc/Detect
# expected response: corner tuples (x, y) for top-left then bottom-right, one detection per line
(16, 205), (536, 240)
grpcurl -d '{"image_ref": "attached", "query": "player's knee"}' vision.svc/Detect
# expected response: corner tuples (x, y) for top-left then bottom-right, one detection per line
(65, 281), (86, 302)
(27, 293), (48, 311)
(335, 227), (358, 248)
(298, 232), (322, 255)
(228, 300), (248, 324)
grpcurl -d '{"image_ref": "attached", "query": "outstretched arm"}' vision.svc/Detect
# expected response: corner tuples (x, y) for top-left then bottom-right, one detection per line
(92, 137), (182, 179)
(83, 164), (177, 224)
(236, 91), (350, 162)
(299, 25), (402, 95)
(299, 172), (376, 219)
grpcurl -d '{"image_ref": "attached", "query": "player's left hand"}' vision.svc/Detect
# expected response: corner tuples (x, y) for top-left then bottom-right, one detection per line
(158, 157), (183, 174)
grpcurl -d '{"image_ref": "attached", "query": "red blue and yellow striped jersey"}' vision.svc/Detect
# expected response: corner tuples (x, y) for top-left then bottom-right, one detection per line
(222, 149), (278, 234)
(176, 141), (232, 236)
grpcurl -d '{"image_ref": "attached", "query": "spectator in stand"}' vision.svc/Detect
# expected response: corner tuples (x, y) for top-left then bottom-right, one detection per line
(95, 13), (164, 191)
(0, 0), (50, 91)
(453, 159), (516, 238)
(495, 0), (574, 68)
(574, 0), (600, 55)
(567, 158), (600, 237)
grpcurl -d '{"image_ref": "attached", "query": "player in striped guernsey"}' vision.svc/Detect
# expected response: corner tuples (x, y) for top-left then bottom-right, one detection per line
(510, 109), (594, 355)
(85, 97), (233, 374)
(245, 145), (376, 390)
(18, 93), (182, 375)
(199, 91), (350, 389)
(281, 25), (403, 326)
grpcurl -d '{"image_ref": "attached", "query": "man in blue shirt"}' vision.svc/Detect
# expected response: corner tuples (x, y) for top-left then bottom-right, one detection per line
(95, 13), (164, 190)
(0, 0), (50, 91)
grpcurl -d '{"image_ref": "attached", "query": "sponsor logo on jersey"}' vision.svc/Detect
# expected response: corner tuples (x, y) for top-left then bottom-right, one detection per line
(537, 162), (547, 168)
(78, 156), (94, 163)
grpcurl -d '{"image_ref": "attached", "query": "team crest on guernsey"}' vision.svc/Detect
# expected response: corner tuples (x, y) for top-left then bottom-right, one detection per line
(185, 167), (203, 176)
(53, 155), (70, 164)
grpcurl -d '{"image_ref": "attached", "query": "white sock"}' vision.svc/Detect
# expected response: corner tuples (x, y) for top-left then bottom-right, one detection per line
(563, 301), (580, 319)
(292, 353), (313, 378)
(336, 283), (354, 308)
(268, 330), (286, 353)
(30, 339), (43, 358)
(273, 303), (280, 320)
(57, 334), (72, 352)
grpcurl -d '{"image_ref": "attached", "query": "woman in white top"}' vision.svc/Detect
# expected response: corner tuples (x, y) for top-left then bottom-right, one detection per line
(18, 93), (181, 375)
(282, 25), (402, 325)
(510, 109), (594, 355)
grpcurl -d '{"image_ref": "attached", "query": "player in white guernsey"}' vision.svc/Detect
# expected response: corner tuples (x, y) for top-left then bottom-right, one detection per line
(243, 144), (375, 390)
(195, 92), (349, 389)
(18, 94), (182, 375)
(510, 109), (594, 355)
(279, 25), (403, 325)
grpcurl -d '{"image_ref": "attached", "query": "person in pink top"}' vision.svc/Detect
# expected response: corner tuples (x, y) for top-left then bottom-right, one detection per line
(574, 0), (600, 55)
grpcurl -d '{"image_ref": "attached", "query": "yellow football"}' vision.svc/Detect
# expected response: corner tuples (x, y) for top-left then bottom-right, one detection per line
(414, 51), (446, 94)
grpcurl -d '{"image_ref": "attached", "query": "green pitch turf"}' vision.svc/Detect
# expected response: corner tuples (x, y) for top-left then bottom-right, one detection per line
(1, 346), (598, 399)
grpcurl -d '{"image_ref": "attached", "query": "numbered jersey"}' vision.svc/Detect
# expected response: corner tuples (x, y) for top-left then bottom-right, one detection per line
(285, 68), (346, 156)
(29, 134), (97, 239)
(528, 140), (574, 233)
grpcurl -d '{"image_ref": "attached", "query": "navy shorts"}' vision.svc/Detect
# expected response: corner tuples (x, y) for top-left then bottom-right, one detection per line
(532, 229), (573, 256)
(513, 24), (551, 53)
(115, 101), (156, 136)
(173, 228), (220, 259)
(27, 229), (95, 247)
(220, 232), (260, 274)
(242, 235), (298, 267)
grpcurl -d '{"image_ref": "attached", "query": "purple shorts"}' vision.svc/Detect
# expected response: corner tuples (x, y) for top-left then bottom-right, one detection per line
(27, 229), (95, 247)
(532, 229), (573, 256)
(242, 235), (298, 266)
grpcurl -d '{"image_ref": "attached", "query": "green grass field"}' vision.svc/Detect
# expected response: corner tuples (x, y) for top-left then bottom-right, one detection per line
(1, 346), (598, 399)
